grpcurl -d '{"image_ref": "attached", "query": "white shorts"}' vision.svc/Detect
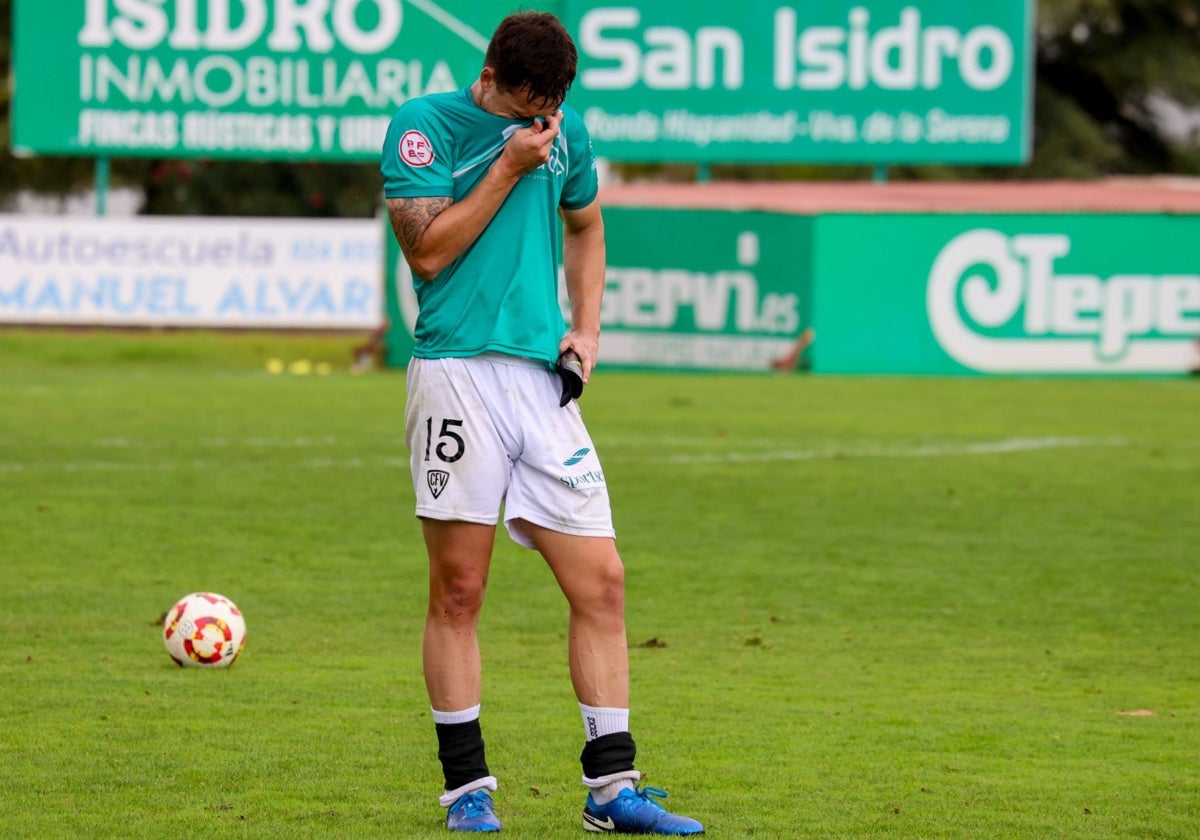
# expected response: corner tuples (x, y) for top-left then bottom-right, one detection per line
(404, 354), (615, 548)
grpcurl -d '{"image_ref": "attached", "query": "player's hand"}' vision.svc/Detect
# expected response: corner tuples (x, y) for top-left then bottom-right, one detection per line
(556, 350), (584, 407)
(558, 329), (599, 383)
(500, 110), (562, 175)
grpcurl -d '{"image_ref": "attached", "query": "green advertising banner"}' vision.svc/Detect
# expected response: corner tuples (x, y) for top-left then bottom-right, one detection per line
(564, 0), (1033, 164)
(811, 214), (1200, 375)
(390, 208), (1200, 375)
(593, 208), (812, 369)
(385, 206), (814, 371)
(12, 0), (513, 160)
(16, 1), (1032, 166)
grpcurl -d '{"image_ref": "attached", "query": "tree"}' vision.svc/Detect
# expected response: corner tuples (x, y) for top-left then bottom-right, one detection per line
(1023, 0), (1200, 177)
(0, 0), (98, 208)
(132, 158), (383, 218)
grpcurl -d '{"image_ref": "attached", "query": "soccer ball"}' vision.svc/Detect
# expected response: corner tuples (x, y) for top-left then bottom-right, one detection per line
(162, 592), (247, 668)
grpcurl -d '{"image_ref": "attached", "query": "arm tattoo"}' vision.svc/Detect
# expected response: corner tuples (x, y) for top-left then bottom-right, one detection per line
(388, 197), (452, 255)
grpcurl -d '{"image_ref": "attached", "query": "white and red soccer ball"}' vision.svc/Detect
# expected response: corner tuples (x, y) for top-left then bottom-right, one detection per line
(162, 592), (247, 668)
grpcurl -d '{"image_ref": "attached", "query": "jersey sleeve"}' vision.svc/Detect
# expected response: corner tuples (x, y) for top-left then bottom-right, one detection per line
(559, 108), (599, 211)
(381, 100), (454, 199)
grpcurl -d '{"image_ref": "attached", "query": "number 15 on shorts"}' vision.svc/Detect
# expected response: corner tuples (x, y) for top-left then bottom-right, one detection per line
(424, 417), (465, 463)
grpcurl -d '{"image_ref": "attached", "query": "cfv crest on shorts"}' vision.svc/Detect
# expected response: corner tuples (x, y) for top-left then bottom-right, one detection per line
(427, 469), (449, 499)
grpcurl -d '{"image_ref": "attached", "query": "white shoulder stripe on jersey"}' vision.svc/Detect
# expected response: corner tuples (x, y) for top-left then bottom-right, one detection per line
(452, 138), (508, 179)
(451, 123), (571, 180)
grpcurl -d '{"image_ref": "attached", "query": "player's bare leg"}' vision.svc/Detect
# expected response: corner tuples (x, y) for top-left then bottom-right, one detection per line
(422, 518), (495, 709)
(421, 518), (501, 832)
(519, 521), (629, 707)
(520, 520), (704, 835)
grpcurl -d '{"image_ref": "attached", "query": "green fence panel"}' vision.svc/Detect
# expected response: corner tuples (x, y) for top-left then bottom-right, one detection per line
(384, 206), (814, 371)
(388, 209), (1199, 375)
(597, 207), (812, 369)
(812, 213), (1200, 375)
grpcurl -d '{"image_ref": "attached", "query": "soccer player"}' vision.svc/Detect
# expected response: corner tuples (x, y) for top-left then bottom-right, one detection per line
(380, 10), (704, 837)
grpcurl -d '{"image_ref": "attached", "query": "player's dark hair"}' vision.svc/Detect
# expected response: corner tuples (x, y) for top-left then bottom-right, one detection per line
(485, 11), (578, 109)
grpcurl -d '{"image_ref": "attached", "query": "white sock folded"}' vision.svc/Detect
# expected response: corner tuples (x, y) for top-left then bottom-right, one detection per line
(431, 704), (481, 725)
(582, 770), (640, 805)
(579, 703), (629, 741)
(439, 775), (497, 809)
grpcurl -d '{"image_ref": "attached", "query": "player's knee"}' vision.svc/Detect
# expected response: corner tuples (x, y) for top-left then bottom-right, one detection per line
(429, 573), (488, 623)
(581, 558), (626, 617)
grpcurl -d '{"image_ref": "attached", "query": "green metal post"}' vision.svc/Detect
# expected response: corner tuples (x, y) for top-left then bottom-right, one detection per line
(96, 156), (111, 216)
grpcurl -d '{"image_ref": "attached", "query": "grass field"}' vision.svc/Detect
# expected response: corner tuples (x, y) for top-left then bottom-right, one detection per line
(1, 329), (1198, 839)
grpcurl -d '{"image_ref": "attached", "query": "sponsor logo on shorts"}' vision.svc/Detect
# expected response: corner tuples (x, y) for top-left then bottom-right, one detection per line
(563, 448), (591, 466)
(558, 468), (606, 490)
(427, 469), (449, 499)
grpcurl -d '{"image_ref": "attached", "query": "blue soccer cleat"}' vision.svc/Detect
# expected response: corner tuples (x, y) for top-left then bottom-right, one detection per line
(582, 786), (704, 835)
(446, 789), (502, 832)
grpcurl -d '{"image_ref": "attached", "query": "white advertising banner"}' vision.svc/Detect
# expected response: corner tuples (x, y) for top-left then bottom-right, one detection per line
(0, 215), (383, 329)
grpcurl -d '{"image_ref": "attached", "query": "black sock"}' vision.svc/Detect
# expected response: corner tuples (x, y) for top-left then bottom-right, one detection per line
(580, 731), (637, 779)
(436, 719), (490, 791)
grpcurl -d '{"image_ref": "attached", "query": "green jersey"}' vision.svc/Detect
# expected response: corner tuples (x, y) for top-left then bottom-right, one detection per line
(381, 87), (599, 365)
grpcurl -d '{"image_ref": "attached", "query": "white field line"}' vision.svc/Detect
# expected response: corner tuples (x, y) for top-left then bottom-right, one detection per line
(93, 436), (341, 448)
(0, 437), (1130, 474)
(658, 436), (1130, 465)
(0, 457), (411, 474)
